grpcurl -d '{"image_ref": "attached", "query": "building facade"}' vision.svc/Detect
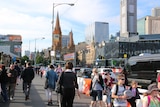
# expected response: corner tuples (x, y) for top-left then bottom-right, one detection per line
(52, 12), (75, 64)
(152, 7), (160, 17)
(145, 16), (160, 34)
(0, 34), (22, 63)
(137, 16), (160, 35)
(120, 0), (137, 37)
(85, 22), (109, 44)
(137, 17), (146, 35)
(62, 35), (70, 48)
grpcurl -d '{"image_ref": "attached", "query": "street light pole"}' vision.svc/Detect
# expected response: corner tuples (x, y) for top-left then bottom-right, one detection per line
(34, 37), (45, 67)
(52, 3), (74, 32)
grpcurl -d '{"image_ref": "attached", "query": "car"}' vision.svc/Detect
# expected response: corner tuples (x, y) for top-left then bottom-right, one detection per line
(97, 68), (117, 83)
(72, 67), (81, 73)
(77, 68), (92, 78)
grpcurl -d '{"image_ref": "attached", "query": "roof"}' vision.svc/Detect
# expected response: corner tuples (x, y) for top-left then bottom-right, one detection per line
(128, 54), (160, 65)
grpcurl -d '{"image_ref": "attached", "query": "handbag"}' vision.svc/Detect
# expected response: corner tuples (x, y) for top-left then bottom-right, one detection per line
(55, 72), (64, 93)
(44, 78), (49, 89)
(90, 89), (94, 96)
(90, 77), (96, 96)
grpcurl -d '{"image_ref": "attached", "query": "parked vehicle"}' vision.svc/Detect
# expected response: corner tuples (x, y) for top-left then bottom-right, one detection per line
(77, 68), (92, 78)
(72, 67), (81, 74)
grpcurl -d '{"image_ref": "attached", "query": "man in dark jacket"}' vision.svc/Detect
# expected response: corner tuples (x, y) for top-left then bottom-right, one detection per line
(21, 62), (35, 100)
(0, 65), (9, 102)
(7, 64), (19, 100)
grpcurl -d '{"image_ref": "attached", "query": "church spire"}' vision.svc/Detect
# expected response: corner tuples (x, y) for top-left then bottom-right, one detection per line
(53, 12), (61, 34)
(52, 12), (62, 54)
(68, 30), (75, 52)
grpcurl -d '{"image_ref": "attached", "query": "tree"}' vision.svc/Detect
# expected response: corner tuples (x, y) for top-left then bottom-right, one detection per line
(36, 55), (44, 64)
(21, 55), (29, 65)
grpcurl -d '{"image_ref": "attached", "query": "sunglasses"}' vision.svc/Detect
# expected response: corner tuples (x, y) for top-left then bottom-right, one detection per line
(105, 73), (110, 75)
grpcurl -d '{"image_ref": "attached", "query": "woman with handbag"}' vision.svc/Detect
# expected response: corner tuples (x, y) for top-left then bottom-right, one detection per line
(45, 65), (58, 106)
(57, 61), (79, 107)
(90, 68), (104, 107)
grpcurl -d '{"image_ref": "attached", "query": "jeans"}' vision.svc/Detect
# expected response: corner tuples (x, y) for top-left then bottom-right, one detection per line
(23, 83), (31, 97)
(1, 83), (8, 101)
(8, 83), (16, 99)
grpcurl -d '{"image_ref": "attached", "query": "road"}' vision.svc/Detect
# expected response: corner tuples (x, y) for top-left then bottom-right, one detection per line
(0, 75), (91, 107)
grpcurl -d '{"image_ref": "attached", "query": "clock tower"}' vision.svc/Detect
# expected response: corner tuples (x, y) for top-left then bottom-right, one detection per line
(52, 12), (62, 59)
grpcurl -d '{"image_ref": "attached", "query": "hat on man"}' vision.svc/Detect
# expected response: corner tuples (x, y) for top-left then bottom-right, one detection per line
(147, 83), (159, 94)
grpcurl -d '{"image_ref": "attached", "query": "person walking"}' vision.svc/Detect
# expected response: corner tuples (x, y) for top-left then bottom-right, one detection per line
(142, 83), (160, 107)
(55, 64), (62, 76)
(90, 68), (104, 107)
(57, 61), (79, 107)
(111, 73), (127, 107)
(0, 65), (9, 102)
(45, 65), (58, 106)
(7, 64), (19, 100)
(127, 80), (140, 107)
(103, 71), (114, 107)
(157, 70), (160, 89)
(14, 61), (21, 85)
(21, 62), (35, 100)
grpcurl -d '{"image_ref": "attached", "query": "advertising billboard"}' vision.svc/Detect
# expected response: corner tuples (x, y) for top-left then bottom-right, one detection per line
(63, 53), (75, 61)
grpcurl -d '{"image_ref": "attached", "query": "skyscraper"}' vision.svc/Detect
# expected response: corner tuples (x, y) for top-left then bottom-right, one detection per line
(120, 0), (137, 38)
(85, 22), (109, 44)
(152, 7), (160, 17)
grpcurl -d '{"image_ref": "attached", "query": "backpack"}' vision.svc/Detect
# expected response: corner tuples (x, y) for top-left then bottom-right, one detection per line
(115, 84), (125, 95)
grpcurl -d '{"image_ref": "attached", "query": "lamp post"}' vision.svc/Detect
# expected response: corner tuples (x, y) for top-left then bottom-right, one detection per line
(34, 37), (45, 67)
(51, 3), (74, 62)
(52, 3), (74, 32)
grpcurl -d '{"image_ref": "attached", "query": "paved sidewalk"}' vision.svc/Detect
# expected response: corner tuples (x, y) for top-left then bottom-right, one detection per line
(0, 75), (91, 107)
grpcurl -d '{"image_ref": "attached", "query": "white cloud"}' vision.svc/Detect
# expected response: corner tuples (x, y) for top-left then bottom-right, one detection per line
(0, 0), (160, 56)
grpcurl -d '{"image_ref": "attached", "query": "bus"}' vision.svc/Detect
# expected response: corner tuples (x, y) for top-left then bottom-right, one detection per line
(126, 54), (160, 89)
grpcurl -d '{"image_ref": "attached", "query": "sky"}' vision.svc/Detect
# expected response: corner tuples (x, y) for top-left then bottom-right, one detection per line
(0, 0), (159, 56)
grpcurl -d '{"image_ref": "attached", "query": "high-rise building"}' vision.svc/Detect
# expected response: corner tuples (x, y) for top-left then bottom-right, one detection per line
(152, 7), (160, 17)
(62, 35), (69, 48)
(120, 0), (137, 37)
(85, 22), (109, 44)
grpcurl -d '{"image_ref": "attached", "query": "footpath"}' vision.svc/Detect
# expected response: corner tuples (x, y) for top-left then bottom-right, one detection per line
(0, 75), (91, 107)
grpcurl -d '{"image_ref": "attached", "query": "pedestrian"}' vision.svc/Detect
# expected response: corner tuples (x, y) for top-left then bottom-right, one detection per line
(142, 83), (160, 107)
(103, 71), (114, 107)
(121, 68), (129, 86)
(127, 80), (140, 107)
(0, 65), (9, 102)
(111, 73), (127, 107)
(157, 70), (160, 89)
(45, 65), (58, 106)
(21, 62), (35, 100)
(57, 61), (79, 107)
(89, 68), (104, 107)
(7, 64), (19, 100)
(14, 61), (21, 85)
(55, 64), (62, 76)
